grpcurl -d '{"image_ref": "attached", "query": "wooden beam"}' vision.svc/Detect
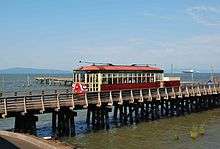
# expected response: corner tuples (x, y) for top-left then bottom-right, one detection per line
(84, 93), (88, 108)
(40, 95), (45, 113)
(108, 91), (113, 106)
(2, 98), (7, 118)
(23, 96), (27, 114)
(55, 94), (60, 111)
(129, 90), (134, 103)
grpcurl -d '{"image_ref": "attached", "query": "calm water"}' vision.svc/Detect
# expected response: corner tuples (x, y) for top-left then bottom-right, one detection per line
(1, 73), (220, 149)
(67, 109), (220, 149)
(0, 74), (72, 96)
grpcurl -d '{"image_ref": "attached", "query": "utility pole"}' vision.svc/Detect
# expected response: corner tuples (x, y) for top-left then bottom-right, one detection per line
(210, 64), (214, 83)
(1, 76), (4, 97)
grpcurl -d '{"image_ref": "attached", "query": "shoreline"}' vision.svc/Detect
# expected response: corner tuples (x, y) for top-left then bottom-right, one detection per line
(0, 131), (74, 149)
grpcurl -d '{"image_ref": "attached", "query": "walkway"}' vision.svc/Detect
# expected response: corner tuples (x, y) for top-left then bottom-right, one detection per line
(0, 131), (71, 149)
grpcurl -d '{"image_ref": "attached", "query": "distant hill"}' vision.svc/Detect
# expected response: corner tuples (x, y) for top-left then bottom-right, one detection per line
(0, 67), (71, 74)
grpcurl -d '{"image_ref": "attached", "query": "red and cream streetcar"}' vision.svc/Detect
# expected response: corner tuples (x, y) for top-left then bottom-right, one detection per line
(72, 63), (180, 94)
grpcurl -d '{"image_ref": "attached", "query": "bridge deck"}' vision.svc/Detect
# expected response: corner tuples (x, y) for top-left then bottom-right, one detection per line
(0, 85), (220, 118)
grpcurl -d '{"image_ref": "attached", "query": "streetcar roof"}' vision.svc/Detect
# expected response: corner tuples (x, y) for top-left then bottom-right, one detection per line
(74, 65), (163, 72)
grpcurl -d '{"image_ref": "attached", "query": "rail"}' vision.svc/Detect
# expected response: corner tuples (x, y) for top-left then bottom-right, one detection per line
(0, 84), (220, 118)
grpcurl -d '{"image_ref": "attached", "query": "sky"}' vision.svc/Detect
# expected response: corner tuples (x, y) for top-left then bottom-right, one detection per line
(0, 0), (220, 72)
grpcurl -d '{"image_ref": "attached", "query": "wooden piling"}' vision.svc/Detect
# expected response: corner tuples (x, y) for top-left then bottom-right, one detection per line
(160, 99), (164, 116)
(113, 105), (118, 120)
(175, 99), (180, 116)
(150, 101), (155, 120)
(165, 99), (169, 116)
(145, 102), (149, 120)
(155, 100), (160, 119)
(96, 108), (101, 129)
(86, 108), (91, 127)
(92, 109), (96, 128)
(52, 111), (57, 136)
(105, 108), (110, 130)
(140, 103), (145, 120)
(14, 114), (38, 135)
(123, 105), (128, 124)
(119, 105), (123, 124)
(180, 98), (185, 115)
(129, 104), (133, 124)
(170, 100), (174, 117)
(101, 107), (105, 129)
(134, 103), (139, 123)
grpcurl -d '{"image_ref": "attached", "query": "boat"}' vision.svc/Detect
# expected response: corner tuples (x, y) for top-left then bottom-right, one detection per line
(182, 69), (194, 73)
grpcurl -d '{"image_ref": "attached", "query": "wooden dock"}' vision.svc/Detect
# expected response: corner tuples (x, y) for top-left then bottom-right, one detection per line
(0, 84), (220, 137)
(35, 77), (73, 86)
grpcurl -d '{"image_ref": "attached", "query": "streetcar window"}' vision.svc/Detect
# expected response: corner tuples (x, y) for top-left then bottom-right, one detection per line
(113, 74), (117, 84)
(138, 73), (142, 83)
(147, 73), (150, 82)
(94, 74), (98, 82)
(80, 74), (85, 82)
(156, 73), (162, 81)
(102, 73), (108, 84)
(128, 73), (132, 83)
(89, 74), (92, 83)
(108, 74), (112, 84)
(75, 73), (79, 82)
(87, 74), (89, 83)
(118, 73), (122, 84)
(143, 73), (147, 83)
(122, 73), (127, 83)
(150, 73), (154, 82)
(132, 73), (137, 83)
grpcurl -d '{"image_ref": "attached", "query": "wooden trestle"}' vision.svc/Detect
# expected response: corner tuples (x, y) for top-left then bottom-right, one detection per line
(0, 84), (220, 137)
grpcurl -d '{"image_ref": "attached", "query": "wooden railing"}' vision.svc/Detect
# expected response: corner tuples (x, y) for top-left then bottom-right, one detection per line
(0, 85), (220, 118)
(0, 88), (71, 97)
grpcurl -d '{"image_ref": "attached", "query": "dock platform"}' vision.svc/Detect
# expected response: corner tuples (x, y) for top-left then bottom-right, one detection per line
(0, 84), (220, 137)
(35, 77), (73, 86)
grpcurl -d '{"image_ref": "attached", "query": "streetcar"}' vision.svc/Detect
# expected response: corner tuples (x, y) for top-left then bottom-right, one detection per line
(72, 64), (180, 93)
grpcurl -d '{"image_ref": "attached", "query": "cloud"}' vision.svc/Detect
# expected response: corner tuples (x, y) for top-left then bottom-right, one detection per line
(188, 35), (220, 46)
(129, 34), (220, 69)
(186, 6), (220, 26)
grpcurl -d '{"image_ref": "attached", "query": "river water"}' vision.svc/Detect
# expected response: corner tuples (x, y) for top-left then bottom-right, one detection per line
(67, 109), (220, 149)
(1, 73), (220, 148)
